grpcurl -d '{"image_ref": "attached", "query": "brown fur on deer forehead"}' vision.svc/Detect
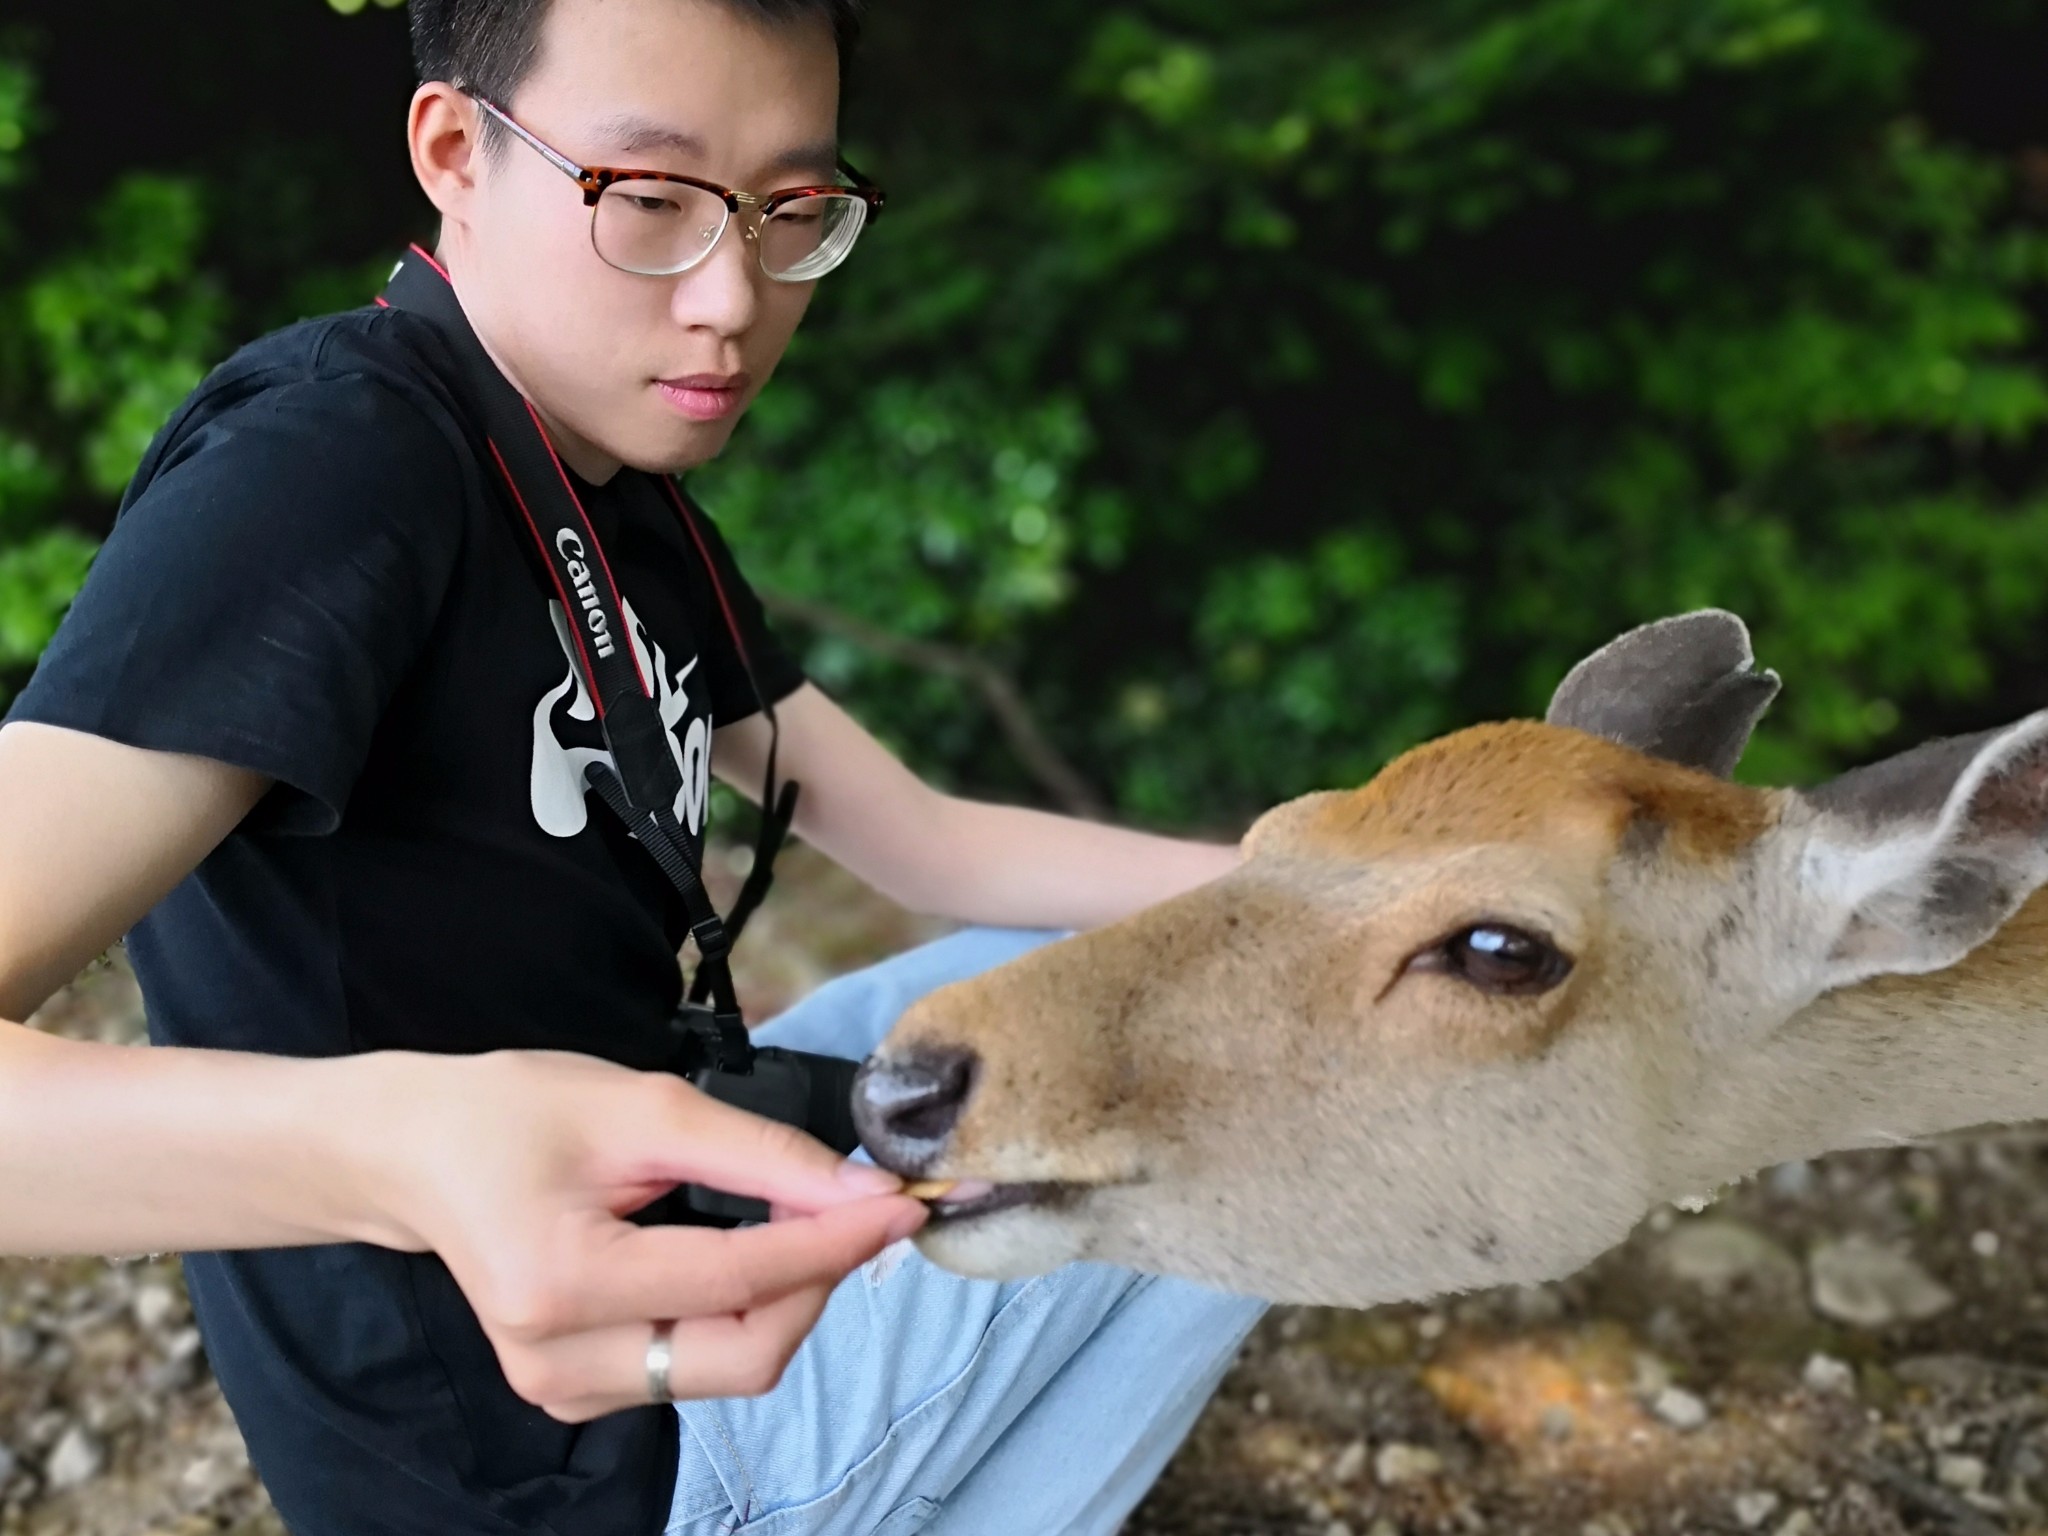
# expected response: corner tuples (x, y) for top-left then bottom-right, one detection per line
(1261, 721), (1780, 865)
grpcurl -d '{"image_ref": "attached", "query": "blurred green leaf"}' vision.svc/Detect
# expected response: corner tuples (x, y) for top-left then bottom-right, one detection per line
(13, 4), (2048, 826)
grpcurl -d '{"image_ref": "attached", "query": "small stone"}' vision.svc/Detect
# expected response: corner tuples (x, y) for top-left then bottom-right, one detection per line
(1809, 1236), (1955, 1327)
(1323, 1522), (1354, 1536)
(1375, 1442), (1444, 1486)
(1733, 1489), (1781, 1529)
(1632, 1350), (1675, 1398)
(179, 1448), (248, 1505)
(1417, 1312), (1446, 1341)
(145, 1349), (204, 1395)
(1772, 1511), (1817, 1536)
(1508, 1284), (1564, 1324)
(1249, 1391), (1272, 1416)
(1653, 1386), (1709, 1431)
(1330, 1440), (1368, 1483)
(1937, 1454), (1988, 1494)
(1802, 1353), (1856, 1395)
(1656, 1219), (1802, 1300)
(1541, 1405), (1576, 1441)
(44, 1425), (103, 1490)
(1768, 1160), (1817, 1198)
(1645, 1305), (1689, 1350)
(0, 1440), (14, 1485)
(133, 1282), (179, 1332)
(1971, 1230), (2000, 1259)
(1368, 1521), (1400, 1536)
(166, 1325), (203, 1362)
(0, 1326), (36, 1370)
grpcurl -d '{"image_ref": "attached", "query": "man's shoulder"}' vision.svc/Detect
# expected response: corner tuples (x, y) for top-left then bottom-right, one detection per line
(128, 306), (483, 508)
(191, 306), (474, 438)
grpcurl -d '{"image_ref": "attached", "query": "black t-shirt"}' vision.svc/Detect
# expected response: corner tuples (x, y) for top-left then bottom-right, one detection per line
(4, 292), (806, 1533)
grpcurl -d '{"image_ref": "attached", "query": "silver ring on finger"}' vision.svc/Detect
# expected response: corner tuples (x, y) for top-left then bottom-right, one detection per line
(645, 1319), (677, 1404)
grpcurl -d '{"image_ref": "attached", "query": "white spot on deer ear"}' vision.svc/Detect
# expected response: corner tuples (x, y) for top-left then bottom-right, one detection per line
(1801, 710), (2048, 989)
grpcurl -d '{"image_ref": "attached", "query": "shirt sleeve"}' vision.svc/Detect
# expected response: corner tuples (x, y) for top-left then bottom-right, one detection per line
(675, 491), (808, 727)
(5, 369), (470, 835)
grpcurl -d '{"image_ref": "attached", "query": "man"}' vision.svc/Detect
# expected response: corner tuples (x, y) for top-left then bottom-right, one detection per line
(0, 0), (1267, 1530)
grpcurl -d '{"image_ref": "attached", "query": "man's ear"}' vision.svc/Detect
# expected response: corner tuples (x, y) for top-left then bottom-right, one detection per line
(1546, 610), (1780, 779)
(1799, 712), (2048, 988)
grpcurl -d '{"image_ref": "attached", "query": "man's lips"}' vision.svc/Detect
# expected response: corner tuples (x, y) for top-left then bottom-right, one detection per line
(656, 373), (751, 423)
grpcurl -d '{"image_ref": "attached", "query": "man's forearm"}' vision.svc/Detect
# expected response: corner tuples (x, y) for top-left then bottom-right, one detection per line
(893, 797), (1240, 932)
(0, 1019), (421, 1258)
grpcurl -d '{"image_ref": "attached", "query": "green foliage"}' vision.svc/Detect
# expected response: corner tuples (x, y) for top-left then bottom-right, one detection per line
(11, 2), (2048, 829)
(0, 54), (226, 703)
(26, 175), (225, 495)
(694, 0), (2048, 818)
(0, 528), (95, 675)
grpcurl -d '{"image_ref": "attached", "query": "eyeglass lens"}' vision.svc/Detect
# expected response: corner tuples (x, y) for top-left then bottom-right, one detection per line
(593, 183), (870, 281)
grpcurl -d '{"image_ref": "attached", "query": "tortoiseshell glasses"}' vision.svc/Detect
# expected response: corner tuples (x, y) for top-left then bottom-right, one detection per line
(469, 95), (886, 284)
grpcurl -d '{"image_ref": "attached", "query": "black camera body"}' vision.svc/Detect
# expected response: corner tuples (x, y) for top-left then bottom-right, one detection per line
(639, 1002), (865, 1227)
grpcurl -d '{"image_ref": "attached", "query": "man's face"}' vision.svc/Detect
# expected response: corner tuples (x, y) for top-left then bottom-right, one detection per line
(447, 0), (841, 478)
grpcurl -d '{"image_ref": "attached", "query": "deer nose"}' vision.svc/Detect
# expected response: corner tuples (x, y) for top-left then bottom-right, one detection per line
(852, 1047), (979, 1175)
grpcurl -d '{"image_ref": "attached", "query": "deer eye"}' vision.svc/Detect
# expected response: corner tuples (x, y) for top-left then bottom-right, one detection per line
(1409, 923), (1574, 996)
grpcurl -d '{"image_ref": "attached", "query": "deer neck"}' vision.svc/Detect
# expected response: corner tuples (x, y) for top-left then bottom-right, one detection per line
(1660, 888), (2048, 1199)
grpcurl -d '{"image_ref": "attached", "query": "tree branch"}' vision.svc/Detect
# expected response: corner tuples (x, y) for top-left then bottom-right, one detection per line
(762, 591), (1110, 821)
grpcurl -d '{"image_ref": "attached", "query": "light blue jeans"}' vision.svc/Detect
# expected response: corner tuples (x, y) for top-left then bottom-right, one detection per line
(665, 927), (1270, 1536)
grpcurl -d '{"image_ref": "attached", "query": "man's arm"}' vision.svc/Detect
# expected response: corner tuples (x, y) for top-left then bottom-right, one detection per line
(0, 720), (432, 1252)
(0, 723), (270, 1024)
(712, 684), (1241, 931)
(0, 719), (922, 1418)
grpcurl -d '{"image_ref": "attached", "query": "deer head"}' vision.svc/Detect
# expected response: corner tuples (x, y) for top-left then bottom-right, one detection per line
(852, 611), (2048, 1306)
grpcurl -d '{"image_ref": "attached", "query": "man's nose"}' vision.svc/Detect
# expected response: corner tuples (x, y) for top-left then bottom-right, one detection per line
(669, 218), (762, 335)
(851, 1046), (979, 1175)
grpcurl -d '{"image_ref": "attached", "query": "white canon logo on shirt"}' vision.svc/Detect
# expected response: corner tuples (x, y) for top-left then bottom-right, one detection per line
(529, 598), (711, 840)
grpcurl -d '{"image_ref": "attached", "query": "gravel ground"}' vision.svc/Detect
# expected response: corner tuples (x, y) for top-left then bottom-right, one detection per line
(5, 843), (2046, 1535)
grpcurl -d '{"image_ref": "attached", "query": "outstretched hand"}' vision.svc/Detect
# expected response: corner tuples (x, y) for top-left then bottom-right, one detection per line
(366, 1049), (927, 1422)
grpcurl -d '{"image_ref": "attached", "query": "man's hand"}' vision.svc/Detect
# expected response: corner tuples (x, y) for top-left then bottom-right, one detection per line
(0, 720), (923, 1420)
(366, 1048), (926, 1421)
(0, 1027), (926, 1422)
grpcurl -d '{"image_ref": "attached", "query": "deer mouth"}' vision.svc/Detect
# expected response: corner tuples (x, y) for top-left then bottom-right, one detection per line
(921, 1180), (1091, 1224)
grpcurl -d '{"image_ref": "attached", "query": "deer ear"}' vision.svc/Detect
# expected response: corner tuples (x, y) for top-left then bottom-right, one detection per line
(1801, 713), (2048, 987)
(1546, 610), (1780, 779)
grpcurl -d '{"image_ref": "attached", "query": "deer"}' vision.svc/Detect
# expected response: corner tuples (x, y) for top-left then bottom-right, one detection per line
(849, 610), (2048, 1308)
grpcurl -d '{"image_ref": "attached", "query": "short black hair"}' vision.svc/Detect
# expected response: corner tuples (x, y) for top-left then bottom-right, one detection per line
(410, 0), (863, 151)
